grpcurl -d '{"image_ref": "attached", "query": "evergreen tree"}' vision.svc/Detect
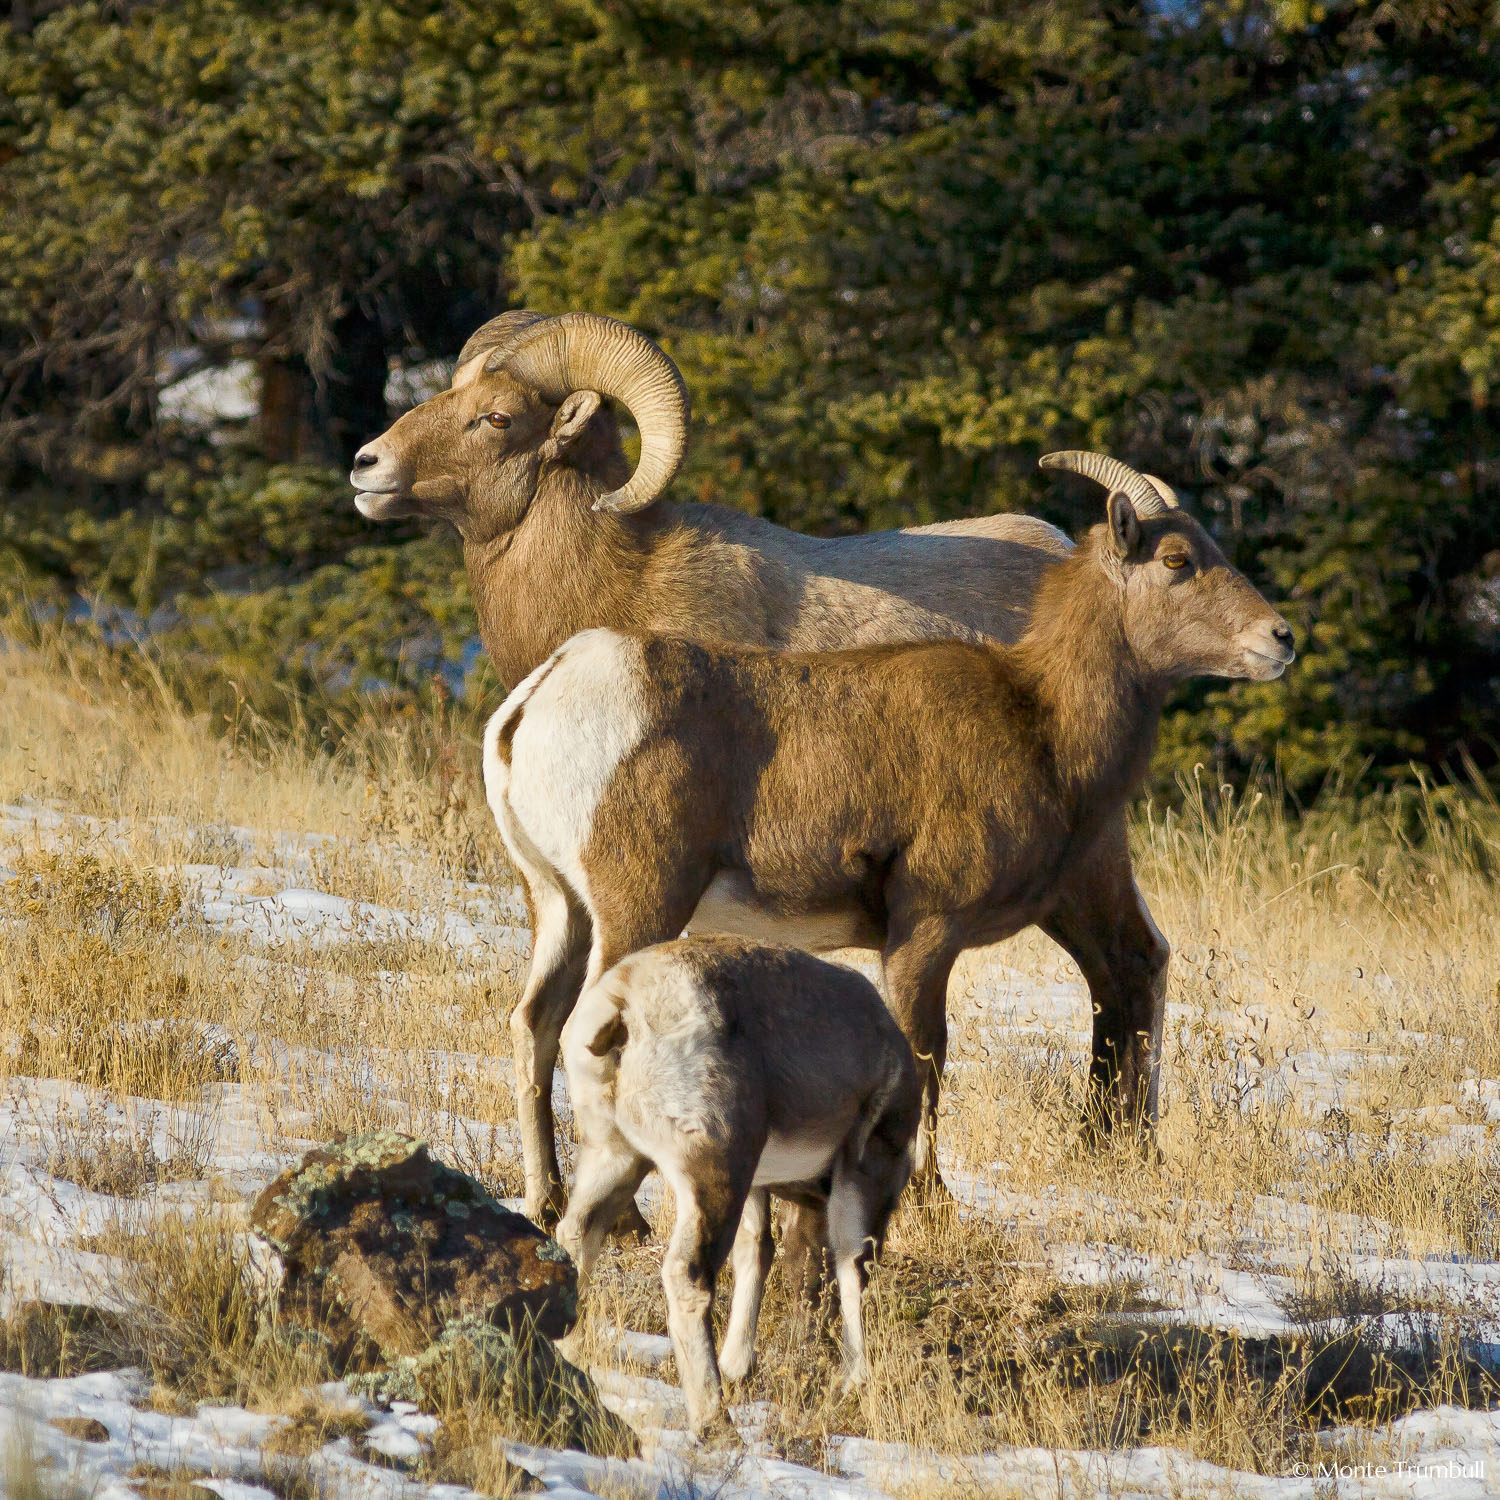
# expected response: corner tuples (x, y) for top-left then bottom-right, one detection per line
(1, 0), (1497, 790)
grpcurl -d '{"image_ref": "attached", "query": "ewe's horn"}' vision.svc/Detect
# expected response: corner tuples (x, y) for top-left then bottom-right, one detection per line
(1038, 451), (1178, 517)
(495, 312), (689, 514)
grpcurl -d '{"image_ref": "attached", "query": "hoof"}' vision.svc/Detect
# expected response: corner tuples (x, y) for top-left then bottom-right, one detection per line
(527, 1199), (564, 1231)
(693, 1411), (741, 1449)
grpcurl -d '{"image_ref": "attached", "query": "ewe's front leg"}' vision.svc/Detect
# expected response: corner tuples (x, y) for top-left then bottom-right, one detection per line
(881, 913), (961, 1205)
(718, 1188), (774, 1385)
(778, 1201), (830, 1307)
(1041, 817), (1169, 1141)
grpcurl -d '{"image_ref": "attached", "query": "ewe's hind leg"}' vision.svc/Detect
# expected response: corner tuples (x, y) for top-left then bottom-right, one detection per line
(1041, 818), (1169, 1140)
(657, 1158), (751, 1436)
(512, 881), (591, 1224)
(718, 1188), (774, 1385)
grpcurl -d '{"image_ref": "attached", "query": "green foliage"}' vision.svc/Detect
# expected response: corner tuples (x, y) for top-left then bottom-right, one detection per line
(2, 1), (1498, 791)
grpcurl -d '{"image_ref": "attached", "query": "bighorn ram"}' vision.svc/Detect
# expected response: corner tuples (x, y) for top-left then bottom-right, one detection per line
(558, 936), (919, 1434)
(483, 465), (1294, 1199)
(353, 310), (1183, 1218)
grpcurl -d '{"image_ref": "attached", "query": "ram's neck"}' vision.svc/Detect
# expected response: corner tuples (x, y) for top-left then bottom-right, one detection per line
(1012, 545), (1166, 816)
(464, 471), (773, 690)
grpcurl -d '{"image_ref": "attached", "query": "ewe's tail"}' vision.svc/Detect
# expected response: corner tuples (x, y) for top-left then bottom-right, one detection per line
(481, 652), (561, 815)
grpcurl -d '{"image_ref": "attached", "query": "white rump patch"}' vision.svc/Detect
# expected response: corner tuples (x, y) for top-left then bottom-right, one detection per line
(500, 629), (651, 895)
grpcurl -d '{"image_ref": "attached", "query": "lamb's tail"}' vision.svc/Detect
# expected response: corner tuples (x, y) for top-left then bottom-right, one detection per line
(570, 969), (631, 1061)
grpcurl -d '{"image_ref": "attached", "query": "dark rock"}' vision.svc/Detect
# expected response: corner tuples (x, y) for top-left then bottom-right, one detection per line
(352, 1315), (637, 1459)
(249, 1132), (576, 1368)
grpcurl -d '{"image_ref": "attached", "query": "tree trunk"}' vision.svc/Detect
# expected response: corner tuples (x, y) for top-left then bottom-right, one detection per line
(315, 303), (389, 467)
(257, 354), (319, 464)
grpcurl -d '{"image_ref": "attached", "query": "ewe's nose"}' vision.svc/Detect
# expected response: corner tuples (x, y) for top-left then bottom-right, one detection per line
(352, 446), (379, 472)
(1271, 621), (1295, 653)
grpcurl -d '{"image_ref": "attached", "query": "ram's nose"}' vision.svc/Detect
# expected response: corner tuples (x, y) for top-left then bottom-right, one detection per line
(351, 446), (379, 480)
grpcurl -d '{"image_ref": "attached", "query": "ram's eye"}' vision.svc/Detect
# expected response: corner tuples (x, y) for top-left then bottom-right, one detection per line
(483, 411), (511, 430)
(1163, 555), (1190, 570)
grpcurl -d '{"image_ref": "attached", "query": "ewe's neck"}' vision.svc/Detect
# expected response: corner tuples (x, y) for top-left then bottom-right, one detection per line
(1012, 544), (1167, 812)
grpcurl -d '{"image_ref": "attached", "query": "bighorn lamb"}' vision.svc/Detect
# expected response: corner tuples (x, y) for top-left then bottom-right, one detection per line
(558, 936), (919, 1433)
(484, 468), (1294, 1199)
(352, 312), (1182, 1219)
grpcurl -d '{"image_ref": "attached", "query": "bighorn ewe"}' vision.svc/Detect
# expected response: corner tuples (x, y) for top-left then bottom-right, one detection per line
(557, 936), (919, 1434)
(353, 310), (1177, 1217)
(484, 465), (1294, 1202)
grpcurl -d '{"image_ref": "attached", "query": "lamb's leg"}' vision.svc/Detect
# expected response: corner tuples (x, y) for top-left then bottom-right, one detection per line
(881, 913), (960, 1204)
(718, 1187), (773, 1385)
(657, 1159), (747, 1437)
(510, 880), (591, 1225)
(1041, 818), (1169, 1140)
(826, 1090), (914, 1391)
(556, 1133), (650, 1287)
(585, 871), (718, 1241)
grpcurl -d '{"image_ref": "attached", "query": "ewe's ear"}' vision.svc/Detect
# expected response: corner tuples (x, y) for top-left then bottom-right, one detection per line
(1108, 490), (1141, 558)
(543, 390), (603, 460)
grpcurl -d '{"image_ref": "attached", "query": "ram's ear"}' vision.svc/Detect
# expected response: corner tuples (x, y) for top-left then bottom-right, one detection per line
(451, 353), (489, 389)
(1108, 490), (1141, 558)
(542, 390), (602, 461)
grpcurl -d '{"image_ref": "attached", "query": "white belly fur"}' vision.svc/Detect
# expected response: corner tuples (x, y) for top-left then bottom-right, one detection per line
(753, 1133), (838, 1188)
(687, 872), (865, 953)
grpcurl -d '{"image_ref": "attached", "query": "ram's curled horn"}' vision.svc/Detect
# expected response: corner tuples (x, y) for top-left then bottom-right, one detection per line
(495, 312), (690, 515)
(454, 310), (550, 380)
(1038, 450), (1176, 518)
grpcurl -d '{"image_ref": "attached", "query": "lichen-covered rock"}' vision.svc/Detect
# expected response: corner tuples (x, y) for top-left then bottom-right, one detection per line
(249, 1132), (576, 1367)
(352, 1314), (636, 1458)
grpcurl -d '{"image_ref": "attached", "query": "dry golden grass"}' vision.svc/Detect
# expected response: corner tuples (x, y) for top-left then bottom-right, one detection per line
(2, 628), (1499, 1494)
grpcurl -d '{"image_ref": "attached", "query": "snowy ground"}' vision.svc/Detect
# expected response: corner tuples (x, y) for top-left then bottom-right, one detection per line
(2, 798), (1498, 1497)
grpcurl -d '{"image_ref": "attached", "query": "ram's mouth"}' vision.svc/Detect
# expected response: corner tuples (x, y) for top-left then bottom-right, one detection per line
(353, 490), (417, 521)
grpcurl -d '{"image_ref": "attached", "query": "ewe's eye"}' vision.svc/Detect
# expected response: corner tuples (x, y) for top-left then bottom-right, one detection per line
(484, 411), (511, 430)
(1163, 555), (1190, 571)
